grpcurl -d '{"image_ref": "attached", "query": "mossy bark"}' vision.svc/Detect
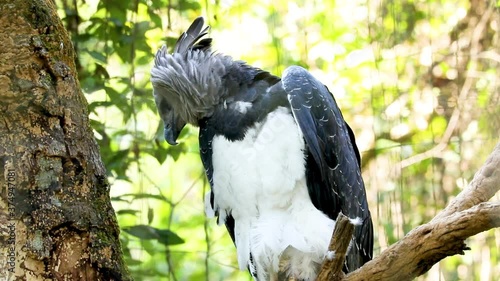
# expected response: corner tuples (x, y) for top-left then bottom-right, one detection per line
(0, 0), (131, 280)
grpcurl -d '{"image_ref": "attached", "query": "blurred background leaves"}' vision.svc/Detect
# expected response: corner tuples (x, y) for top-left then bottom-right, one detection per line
(56, 0), (499, 280)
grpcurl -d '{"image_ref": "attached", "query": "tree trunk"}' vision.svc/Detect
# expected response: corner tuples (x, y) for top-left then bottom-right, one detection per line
(0, 0), (130, 280)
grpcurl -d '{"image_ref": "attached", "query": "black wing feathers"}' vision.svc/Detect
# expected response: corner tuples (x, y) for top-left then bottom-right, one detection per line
(282, 66), (372, 271)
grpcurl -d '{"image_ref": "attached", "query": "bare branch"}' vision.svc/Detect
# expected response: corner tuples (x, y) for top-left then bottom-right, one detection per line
(433, 141), (500, 221)
(316, 213), (354, 281)
(344, 202), (499, 281)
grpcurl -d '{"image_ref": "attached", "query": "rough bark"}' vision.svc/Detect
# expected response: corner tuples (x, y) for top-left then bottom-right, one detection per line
(316, 141), (500, 281)
(316, 213), (353, 281)
(0, 0), (130, 280)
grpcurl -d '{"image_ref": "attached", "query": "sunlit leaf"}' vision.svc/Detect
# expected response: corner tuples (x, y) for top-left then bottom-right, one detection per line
(120, 193), (169, 202)
(124, 225), (159, 240)
(157, 229), (185, 245)
(124, 258), (143, 266)
(117, 209), (140, 216)
(87, 50), (107, 64)
(124, 225), (185, 246)
(148, 208), (154, 224)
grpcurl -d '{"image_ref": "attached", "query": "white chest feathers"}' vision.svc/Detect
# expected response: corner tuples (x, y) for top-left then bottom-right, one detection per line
(207, 107), (335, 281)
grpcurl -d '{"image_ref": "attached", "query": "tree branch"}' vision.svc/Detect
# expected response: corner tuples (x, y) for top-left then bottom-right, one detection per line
(344, 202), (499, 281)
(433, 141), (500, 220)
(316, 213), (354, 281)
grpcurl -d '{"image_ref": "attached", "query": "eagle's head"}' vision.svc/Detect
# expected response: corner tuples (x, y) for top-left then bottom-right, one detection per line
(151, 17), (228, 145)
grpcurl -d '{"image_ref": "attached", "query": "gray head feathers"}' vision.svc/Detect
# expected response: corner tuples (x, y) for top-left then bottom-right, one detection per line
(151, 17), (229, 125)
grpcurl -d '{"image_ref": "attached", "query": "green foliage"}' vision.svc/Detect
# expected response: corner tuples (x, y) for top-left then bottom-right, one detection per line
(57, 0), (499, 280)
(123, 225), (185, 245)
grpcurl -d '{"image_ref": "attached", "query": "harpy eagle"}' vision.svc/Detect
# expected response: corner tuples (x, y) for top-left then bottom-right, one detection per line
(151, 17), (373, 280)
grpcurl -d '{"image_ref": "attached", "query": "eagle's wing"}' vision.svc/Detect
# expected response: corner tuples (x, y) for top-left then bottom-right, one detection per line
(281, 66), (373, 271)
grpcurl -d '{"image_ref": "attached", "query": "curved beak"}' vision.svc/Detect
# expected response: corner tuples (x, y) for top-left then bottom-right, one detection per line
(163, 113), (186, 145)
(153, 92), (187, 145)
